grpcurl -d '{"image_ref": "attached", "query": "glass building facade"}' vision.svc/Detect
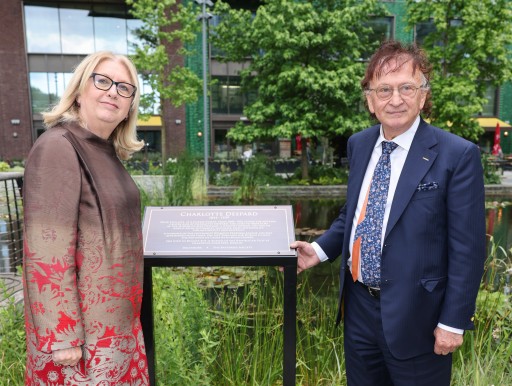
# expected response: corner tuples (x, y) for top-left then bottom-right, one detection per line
(0, 0), (505, 161)
(23, 1), (160, 148)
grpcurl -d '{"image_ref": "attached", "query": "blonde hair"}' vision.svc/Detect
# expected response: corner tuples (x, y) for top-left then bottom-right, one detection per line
(43, 51), (144, 160)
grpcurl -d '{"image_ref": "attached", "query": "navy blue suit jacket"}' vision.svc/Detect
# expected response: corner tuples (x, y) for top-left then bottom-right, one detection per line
(315, 118), (486, 360)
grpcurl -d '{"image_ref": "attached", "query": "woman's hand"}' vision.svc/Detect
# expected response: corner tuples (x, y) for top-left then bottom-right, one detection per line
(52, 346), (82, 366)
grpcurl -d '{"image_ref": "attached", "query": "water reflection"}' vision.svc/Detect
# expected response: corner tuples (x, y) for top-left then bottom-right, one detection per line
(486, 201), (512, 251)
(292, 198), (511, 288)
(212, 197), (512, 269)
(151, 197), (511, 295)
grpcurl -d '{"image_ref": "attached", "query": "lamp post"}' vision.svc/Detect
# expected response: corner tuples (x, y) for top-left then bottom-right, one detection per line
(195, 0), (213, 186)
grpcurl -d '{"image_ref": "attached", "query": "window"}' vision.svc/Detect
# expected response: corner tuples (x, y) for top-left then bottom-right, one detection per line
(367, 17), (394, 44)
(415, 20), (436, 46)
(30, 72), (69, 114)
(24, 3), (141, 55)
(211, 76), (229, 114)
(25, 5), (61, 53)
(127, 18), (144, 55)
(93, 5), (128, 53)
(138, 75), (160, 115)
(227, 78), (243, 114)
(211, 76), (256, 115)
(138, 131), (161, 154)
(60, 6), (95, 54)
(481, 85), (497, 117)
(24, 2), (148, 126)
(362, 16), (394, 59)
(415, 19), (462, 47)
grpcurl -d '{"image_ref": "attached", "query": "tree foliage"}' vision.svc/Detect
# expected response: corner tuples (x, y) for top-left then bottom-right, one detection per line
(211, 0), (386, 144)
(406, 0), (512, 140)
(127, 0), (203, 114)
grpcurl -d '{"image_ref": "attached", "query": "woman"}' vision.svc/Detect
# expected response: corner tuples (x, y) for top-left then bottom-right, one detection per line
(23, 51), (149, 385)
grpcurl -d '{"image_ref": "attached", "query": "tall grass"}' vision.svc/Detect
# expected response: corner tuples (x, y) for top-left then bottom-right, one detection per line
(139, 152), (206, 210)
(153, 268), (215, 385)
(233, 156), (278, 204)
(151, 265), (345, 385)
(144, 236), (512, 385)
(481, 154), (502, 185)
(451, 238), (512, 385)
(1, 237), (511, 385)
(0, 297), (25, 385)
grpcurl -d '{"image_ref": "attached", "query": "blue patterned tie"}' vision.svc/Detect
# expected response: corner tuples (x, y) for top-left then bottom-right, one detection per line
(354, 141), (398, 287)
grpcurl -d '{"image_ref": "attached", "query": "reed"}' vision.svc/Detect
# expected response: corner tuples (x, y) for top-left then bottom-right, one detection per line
(1, 239), (511, 385)
(0, 298), (25, 385)
(233, 155), (277, 203)
(152, 268), (215, 385)
(451, 238), (512, 385)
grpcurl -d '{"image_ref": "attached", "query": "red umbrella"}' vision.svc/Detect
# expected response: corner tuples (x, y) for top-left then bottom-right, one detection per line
(492, 122), (502, 156)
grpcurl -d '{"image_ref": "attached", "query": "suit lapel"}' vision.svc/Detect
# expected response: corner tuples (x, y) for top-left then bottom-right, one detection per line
(346, 126), (380, 221)
(385, 121), (438, 239)
(342, 126), (380, 260)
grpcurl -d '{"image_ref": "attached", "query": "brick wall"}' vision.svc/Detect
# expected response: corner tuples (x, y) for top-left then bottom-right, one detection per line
(0, 0), (33, 161)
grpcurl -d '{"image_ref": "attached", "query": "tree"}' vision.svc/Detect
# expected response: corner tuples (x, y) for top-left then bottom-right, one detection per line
(127, 0), (203, 160)
(211, 0), (385, 178)
(406, 0), (512, 141)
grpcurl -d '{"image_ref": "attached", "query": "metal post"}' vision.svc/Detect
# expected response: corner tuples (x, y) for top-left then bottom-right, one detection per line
(196, 0), (213, 187)
(141, 266), (155, 385)
(283, 263), (297, 385)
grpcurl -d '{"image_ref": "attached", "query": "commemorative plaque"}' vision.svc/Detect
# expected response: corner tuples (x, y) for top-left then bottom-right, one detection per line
(142, 205), (296, 257)
(141, 205), (298, 385)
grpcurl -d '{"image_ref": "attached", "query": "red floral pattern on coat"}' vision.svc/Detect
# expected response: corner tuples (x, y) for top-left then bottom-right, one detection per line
(23, 124), (149, 385)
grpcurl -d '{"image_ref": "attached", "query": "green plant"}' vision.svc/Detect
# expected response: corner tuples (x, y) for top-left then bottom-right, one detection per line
(0, 161), (10, 172)
(1, 247), (512, 385)
(233, 155), (280, 203)
(289, 163), (349, 185)
(168, 152), (205, 206)
(0, 296), (25, 384)
(451, 238), (512, 385)
(138, 155), (206, 209)
(481, 154), (502, 185)
(201, 265), (346, 385)
(153, 268), (216, 385)
(212, 164), (237, 186)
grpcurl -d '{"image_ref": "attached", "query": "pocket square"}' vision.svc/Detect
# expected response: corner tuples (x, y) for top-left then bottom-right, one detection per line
(416, 182), (439, 192)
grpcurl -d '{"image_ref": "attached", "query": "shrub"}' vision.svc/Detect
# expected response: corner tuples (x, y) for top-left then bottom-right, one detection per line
(153, 268), (216, 385)
(0, 297), (25, 383)
(0, 161), (10, 172)
(481, 154), (502, 185)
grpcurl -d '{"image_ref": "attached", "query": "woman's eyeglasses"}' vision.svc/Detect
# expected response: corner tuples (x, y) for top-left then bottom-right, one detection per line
(90, 73), (136, 98)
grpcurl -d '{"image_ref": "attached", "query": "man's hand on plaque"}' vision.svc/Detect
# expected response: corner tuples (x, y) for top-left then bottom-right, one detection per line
(288, 241), (321, 274)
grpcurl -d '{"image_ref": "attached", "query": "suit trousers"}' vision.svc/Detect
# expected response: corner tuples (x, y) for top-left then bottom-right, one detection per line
(343, 272), (452, 386)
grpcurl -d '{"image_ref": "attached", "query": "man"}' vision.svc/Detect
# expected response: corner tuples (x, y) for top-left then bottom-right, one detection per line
(291, 40), (485, 385)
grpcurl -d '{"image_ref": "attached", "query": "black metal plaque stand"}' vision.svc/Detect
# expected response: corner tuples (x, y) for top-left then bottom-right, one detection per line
(140, 254), (297, 386)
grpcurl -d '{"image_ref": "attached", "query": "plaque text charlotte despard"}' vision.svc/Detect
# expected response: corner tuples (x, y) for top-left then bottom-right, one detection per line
(142, 205), (296, 257)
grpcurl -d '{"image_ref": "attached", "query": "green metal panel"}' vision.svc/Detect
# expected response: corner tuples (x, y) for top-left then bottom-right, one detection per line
(382, 1), (413, 43)
(184, 0), (211, 158)
(500, 82), (512, 125)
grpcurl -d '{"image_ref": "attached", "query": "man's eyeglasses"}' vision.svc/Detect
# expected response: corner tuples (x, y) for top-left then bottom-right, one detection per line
(90, 73), (136, 98)
(366, 83), (428, 101)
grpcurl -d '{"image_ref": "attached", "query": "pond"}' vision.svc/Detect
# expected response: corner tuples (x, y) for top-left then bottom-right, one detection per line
(213, 197), (512, 257)
(289, 198), (511, 266)
(202, 197), (512, 292)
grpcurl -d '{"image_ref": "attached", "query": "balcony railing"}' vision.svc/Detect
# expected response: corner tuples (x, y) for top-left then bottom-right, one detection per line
(0, 172), (24, 274)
